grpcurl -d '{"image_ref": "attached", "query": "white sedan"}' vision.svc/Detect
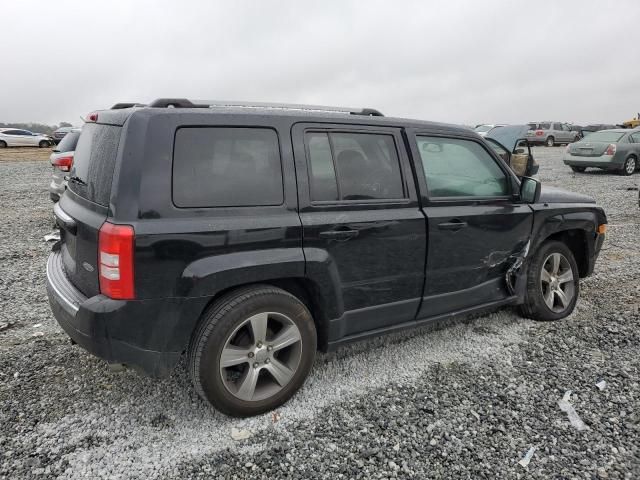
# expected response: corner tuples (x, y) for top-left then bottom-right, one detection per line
(0, 128), (53, 147)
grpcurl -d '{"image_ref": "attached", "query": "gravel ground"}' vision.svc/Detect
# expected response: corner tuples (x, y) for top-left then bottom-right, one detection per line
(1, 148), (639, 479)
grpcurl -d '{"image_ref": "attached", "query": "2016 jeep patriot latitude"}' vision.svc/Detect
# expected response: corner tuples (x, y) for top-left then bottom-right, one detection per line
(47, 99), (606, 417)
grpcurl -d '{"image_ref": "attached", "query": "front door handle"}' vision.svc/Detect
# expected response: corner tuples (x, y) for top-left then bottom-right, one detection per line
(438, 219), (468, 231)
(319, 229), (359, 240)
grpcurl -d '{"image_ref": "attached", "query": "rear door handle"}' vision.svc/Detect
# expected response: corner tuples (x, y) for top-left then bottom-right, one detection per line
(319, 229), (359, 240)
(438, 220), (468, 231)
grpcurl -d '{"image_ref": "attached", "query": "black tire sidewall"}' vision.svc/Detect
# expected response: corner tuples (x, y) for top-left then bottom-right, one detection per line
(523, 240), (579, 321)
(193, 288), (317, 417)
(0, 141), (6, 148)
(546, 136), (555, 147)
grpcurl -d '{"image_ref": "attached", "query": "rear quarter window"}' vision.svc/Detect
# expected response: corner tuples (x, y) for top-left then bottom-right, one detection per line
(172, 127), (283, 208)
(68, 123), (121, 206)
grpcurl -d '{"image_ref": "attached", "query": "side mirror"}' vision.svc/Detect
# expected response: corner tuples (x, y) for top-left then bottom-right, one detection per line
(520, 177), (541, 203)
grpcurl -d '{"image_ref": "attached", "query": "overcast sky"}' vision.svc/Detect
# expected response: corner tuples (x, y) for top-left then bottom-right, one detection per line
(1, 0), (638, 126)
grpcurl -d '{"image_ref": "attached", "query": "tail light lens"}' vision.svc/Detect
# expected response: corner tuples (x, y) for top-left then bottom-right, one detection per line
(604, 144), (616, 155)
(536, 130), (544, 136)
(98, 222), (135, 299)
(86, 112), (98, 122)
(51, 155), (73, 172)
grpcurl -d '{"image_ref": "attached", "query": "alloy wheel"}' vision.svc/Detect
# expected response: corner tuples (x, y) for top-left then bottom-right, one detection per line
(219, 311), (303, 402)
(625, 158), (636, 175)
(539, 252), (575, 313)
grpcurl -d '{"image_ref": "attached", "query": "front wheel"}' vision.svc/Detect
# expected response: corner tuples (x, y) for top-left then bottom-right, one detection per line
(570, 166), (586, 173)
(546, 136), (555, 147)
(621, 156), (636, 176)
(189, 285), (317, 417)
(519, 241), (579, 321)
(0, 140), (6, 148)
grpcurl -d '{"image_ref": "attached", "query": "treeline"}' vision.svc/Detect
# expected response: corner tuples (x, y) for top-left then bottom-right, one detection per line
(0, 121), (72, 134)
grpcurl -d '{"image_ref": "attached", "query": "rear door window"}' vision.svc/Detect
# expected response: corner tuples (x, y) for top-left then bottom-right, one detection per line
(172, 127), (283, 208)
(68, 123), (122, 206)
(306, 131), (405, 202)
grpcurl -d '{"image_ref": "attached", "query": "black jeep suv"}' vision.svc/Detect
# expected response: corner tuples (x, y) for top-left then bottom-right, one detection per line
(47, 99), (606, 417)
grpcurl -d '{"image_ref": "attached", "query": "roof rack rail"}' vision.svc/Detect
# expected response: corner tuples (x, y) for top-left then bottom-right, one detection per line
(147, 98), (384, 116)
(111, 103), (145, 110)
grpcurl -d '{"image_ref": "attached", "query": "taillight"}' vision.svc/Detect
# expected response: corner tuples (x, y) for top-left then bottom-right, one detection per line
(98, 222), (135, 299)
(51, 155), (73, 172)
(86, 112), (98, 122)
(535, 130), (544, 136)
(604, 144), (616, 155)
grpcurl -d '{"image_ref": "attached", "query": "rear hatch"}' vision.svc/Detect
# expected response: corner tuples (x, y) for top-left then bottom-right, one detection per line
(56, 122), (122, 297)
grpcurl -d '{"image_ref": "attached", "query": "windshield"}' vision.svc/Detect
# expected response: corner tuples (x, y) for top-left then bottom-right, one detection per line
(474, 125), (493, 133)
(54, 130), (81, 153)
(580, 131), (625, 143)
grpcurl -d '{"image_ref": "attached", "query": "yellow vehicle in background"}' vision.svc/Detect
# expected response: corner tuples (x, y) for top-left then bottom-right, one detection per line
(622, 114), (640, 129)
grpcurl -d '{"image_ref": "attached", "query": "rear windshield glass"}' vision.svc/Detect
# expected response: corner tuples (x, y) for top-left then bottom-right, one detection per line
(172, 127), (283, 208)
(55, 130), (81, 153)
(68, 123), (121, 206)
(580, 131), (625, 143)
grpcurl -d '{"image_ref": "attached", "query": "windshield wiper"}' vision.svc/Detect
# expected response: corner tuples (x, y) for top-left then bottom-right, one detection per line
(66, 175), (87, 186)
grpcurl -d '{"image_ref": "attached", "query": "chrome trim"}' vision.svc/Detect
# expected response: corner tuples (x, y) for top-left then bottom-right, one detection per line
(46, 254), (80, 316)
(53, 202), (73, 224)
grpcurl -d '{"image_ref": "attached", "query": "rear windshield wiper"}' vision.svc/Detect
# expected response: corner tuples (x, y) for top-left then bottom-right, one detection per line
(66, 175), (88, 187)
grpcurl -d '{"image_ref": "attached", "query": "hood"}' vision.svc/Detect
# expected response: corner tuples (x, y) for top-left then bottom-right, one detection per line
(539, 186), (595, 204)
(486, 125), (530, 152)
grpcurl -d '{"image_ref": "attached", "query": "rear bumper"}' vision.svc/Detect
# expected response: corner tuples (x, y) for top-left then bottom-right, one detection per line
(563, 155), (620, 170)
(46, 251), (184, 377)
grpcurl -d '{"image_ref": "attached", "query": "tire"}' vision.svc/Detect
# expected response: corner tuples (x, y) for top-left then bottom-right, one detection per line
(38, 140), (50, 148)
(570, 166), (586, 173)
(189, 285), (317, 417)
(621, 156), (636, 176)
(546, 136), (555, 147)
(0, 141), (6, 148)
(519, 240), (579, 321)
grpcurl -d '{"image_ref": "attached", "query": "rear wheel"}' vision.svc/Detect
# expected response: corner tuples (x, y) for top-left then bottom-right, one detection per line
(0, 141), (6, 148)
(189, 285), (317, 417)
(621, 156), (636, 176)
(38, 140), (50, 148)
(519, 240), (579, 321)
(546, 136), (555, 147)
(570, 166), (586, 173)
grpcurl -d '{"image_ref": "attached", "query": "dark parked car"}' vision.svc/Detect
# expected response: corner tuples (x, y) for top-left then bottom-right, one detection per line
(52, 126), (77, 144)
(47, 99), (607, 417)
(49, 128), (81, 201)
